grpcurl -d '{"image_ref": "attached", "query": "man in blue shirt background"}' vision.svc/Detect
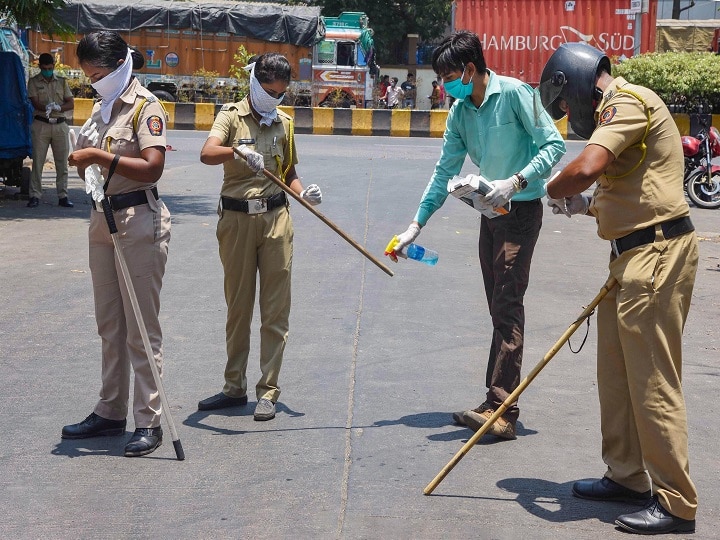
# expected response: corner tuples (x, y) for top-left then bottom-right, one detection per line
(392, 31), (565, 440)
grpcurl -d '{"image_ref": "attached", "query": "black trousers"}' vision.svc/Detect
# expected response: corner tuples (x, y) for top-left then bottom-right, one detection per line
(478, 199), (542, 422)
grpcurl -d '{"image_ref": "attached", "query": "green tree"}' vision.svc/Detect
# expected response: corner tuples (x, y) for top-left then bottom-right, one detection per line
(1, 0), (72, 35)
(304, 0), (452, 65)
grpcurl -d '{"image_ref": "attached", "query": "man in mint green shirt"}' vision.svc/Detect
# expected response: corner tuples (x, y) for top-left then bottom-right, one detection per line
(392, 31), (565, 440)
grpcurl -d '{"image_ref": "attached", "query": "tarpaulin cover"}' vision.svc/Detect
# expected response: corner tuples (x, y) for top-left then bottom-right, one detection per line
(55, 0), (323, 47)
(656, 20), (718, 53)
(0, 52), (33, 160)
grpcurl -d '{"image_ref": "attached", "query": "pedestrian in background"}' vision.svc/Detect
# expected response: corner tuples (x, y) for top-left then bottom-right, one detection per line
(382, 77), (404, 109)
(392, 30), (565, 440)
(26, 52), (74, 208)
(401, 72), (416, 108)
(429, 80), (441, 109)
(542, 42), (697, 536)
(63, 31), (171, 458)
(198, 53), (323, 422)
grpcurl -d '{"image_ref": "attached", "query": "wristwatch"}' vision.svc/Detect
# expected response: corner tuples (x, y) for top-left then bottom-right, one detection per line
(514, 173), (528, 191)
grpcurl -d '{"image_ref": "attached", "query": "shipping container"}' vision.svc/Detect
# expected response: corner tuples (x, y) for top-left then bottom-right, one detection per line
(455, 0), (658, 86)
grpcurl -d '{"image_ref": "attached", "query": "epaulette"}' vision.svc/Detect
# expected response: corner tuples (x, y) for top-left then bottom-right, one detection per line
(220, 103), (238, 112)
(145, 94), (157, 103)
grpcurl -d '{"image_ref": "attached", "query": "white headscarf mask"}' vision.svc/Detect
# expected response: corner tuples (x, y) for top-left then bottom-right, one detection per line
(245, 62), (284, 126)
(92, 48), (134, 123)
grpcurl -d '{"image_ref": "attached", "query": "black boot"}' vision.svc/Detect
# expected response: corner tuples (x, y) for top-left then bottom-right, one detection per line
(124, 427), (163, 457)
(61, 413), (126, 439)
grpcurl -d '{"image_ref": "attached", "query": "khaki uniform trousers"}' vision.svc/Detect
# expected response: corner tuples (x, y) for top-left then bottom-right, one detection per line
(598, 229), (698, 520)
(217, 204), (293, 402)
(30, 119), (69, 199)
(89, 200), (171, 428)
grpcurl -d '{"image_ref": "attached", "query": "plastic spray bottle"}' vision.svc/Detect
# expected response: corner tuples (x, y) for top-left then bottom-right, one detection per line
(384, 236), (439, 266)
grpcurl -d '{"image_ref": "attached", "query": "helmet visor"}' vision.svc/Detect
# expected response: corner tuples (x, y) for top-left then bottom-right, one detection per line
(539, 76), (566, 120)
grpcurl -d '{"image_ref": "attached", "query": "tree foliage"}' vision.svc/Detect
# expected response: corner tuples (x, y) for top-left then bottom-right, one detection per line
(302, 0), (452, 65)
(613, 52), (720, 113)
(1, 0), (73, 36)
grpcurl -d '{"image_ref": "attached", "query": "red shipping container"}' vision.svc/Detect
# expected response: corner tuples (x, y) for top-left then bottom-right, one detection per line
(454, 0), (658, 86)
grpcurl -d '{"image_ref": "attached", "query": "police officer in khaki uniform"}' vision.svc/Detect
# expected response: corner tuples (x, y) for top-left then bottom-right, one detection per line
(541, 43), (697, 535)
(199, 53), (322, 422)
(62, 32), (171, 458)
(27, 52), (75, 208)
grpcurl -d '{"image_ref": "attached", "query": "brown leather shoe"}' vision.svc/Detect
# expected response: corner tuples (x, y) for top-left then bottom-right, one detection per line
(461, 406), (516, 440)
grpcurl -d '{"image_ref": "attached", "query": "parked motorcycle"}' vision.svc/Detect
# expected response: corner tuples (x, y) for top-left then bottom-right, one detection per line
(681, 122), (720, 209)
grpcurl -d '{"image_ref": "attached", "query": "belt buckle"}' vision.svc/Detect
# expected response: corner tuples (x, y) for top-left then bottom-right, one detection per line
(247, 198), (268, 214)
(610, 239), (621, 257)
(48, 118), (58, 124)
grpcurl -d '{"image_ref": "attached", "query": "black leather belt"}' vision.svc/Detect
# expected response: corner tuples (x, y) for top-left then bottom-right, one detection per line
(221, 192), (287, 214)
(34, 115), (65, 124)
(95, 187), (159, 212)
(611, 216), (694, 257)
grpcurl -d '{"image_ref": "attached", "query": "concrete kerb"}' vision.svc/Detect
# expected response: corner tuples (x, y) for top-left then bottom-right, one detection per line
(68, 98), (719, 139)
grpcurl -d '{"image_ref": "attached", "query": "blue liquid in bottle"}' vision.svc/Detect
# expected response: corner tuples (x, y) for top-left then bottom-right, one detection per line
(406, 243), (439, 266)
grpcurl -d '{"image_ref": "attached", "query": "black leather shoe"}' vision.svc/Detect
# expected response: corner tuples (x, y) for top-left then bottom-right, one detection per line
(197, 392), (248, 411)
(58, 197), (74, 207)
(27, 197), (39, 208)
(124, 427), (163, 457)
(61, 412), (126, 439)
(572, 477), (651, 505)
(616, 496), (695, 534)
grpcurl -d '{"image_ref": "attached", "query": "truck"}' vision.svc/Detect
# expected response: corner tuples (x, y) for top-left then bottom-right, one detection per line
(310, 12), (378, 108)
(0, 18), (33, 196)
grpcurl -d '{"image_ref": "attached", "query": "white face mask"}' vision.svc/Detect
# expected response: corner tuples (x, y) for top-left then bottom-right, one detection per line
(92, 48), (133, 123)
(245, 63), (284, 126)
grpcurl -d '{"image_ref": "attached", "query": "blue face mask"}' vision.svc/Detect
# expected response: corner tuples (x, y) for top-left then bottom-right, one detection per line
(444, 67), (473, 100)
(41, 69), (54, 78)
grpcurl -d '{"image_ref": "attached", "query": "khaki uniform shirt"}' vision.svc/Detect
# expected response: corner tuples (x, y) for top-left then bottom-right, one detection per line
(588, 77), (689, 240)
(27, 72), (72, 119)
(86, 77), (167, 195)
(208, 97), (298, 200)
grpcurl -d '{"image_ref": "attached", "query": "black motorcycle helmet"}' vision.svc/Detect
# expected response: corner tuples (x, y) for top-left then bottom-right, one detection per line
(539, 42), (611, 140)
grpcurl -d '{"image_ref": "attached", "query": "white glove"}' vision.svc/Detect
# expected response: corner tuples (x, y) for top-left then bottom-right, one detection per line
(547, 194), (590, 217)
(300, 184), (322, 205)
(76, 119), (100, 149)
(547, 197), (571, 217)
(394, 223), (421, 253)
(84, 164), (105, 202)
(484, 177), (518, 208)
(45, 102), (61, 118)
(235, 144), (264, 173)
(566, 194), (591, 215)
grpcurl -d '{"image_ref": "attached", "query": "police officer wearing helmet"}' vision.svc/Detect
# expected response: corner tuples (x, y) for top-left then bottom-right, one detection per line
(541, 42), (698, 535)
(63, 31), (171, 458)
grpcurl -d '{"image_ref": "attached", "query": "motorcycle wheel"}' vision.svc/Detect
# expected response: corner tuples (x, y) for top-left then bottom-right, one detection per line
(687, 169), (720, 209)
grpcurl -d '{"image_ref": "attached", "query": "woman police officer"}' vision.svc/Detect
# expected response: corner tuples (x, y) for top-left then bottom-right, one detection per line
(62, 31), (171, 457)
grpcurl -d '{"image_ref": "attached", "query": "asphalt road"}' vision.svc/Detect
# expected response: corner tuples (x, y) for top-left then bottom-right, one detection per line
(1, 132), (718, 539)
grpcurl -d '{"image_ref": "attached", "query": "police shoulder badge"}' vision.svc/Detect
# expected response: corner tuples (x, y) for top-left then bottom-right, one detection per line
(147, 115), (164, 136)
(599, 106), (617, 126)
